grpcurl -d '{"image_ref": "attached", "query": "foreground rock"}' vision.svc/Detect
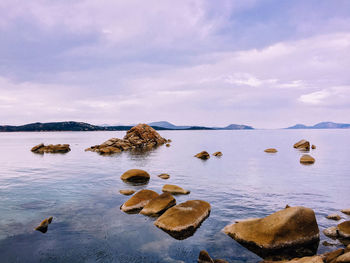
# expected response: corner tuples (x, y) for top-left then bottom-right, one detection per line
(212, 151), (223, 157)
(327, 214), (342, 221)
(264, 148), (278, 153)
(154, 200), (211, 240)
(119, 189), (135, 195)
(300, 154), (315, 164)
(198, 250), (228, 263)
(223, 206), (320, 260)
(324, 221), (350, 240)
(35, 216), (53, 233)
(85, 124), (167, 154)
(195, 151), (210, 160)
(342, 209), (350, 215)
(31, 144), (70, 154)
(336, 252), (350, 262)
(120, 189), (159, 213)
(158, 173), (170, 179)
(293, 140), (310, 151)
(162, 184), (190, 195)
(120, 169), (150, 184)
(140, 193), (176, 216)
(261, 256), (323, 263)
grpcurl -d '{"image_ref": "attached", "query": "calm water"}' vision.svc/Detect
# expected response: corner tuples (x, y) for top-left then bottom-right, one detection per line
(0, 130), (349, 263)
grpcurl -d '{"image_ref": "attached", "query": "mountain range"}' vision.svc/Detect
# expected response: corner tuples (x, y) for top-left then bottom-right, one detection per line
(287, 122), (350, 129)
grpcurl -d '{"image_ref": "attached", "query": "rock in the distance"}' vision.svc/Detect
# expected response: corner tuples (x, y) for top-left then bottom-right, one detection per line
(120, 169), (150, 184)
(119, 189), (135, 195)
(212, 151), (223, 157)
(35, 216), (53, 233)
(326, 214), (341, 221)
(264, 148), (278, 153)
(31, 144), (70, 154)
(300, 154), (315, 164)
(158, 173), (170, 179)
(162, 184), (190, 195)
(195, 151), (210, 159)
(293, 140), (310, 151)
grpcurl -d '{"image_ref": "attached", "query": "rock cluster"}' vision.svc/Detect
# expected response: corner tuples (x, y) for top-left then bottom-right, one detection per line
(85, 124), (167, 154)
(35, 216), (53, 233)
(31, 143), (70, 153)
(293, 139), (310, 151)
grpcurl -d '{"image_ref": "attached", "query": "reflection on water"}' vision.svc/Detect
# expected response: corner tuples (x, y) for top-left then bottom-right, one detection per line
(0, 130), (349, 262)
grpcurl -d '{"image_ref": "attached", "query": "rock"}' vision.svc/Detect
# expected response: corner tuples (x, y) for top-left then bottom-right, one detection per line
(166, 144), (170, 147)
(223, 206), (320, 260)
(300, 154), (315, 164)
(321, 248), (344, 263)
(120, 189), (159, 213)
(323, 226), (339, 238)
(167, 139), (172, 143)
(346, 245), (350, 253)
(120, 169), (150, 184)
(195, 151), (210, 160)
(162, 184), (190, 195)
(198, 250), (229, 263)
(338, 221), (350, 238)
(35, 216), (53, 233)
(327, 214), (342, 221)
(293, 140), (310, 151)
(158, 174), (170, 179)
(212, 151), (223, 157)
(154, 200), (211, 240)
(264, 148), (278, 153)
(336, 252), (350, 262)
(341, 209), (350, 215)
(262, 256), (323, 263)
(312, 145), (316, 149)
(119, 189), (135, 195)
(322, 240), (337, 246)
(140, 193), (176, 216)
(31, 144), (70, 154)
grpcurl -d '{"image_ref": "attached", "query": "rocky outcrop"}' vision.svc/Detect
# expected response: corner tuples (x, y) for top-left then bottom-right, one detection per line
(213, 151), (223, 157)
(327, 214), (342, 221)
(300, 154), (315, 164)
(119, 189), (135, 195)
(35, 216), (53, 233)
(140, 193), (176, 216)
(120, 169), (150, 184)
(162, 184), (190, 195)
(341, 209), (350, 215)
(264, 148), (278, 153)
(154, 200), (211, 240)
(223, 206), (320, 260)
(120, 189), (159, 213)
(293, 140), (310, 151)
(158, 173), (170, 179)
(195, 151), (210, 159)
(198, 250), (228, 263)
(31, 144), (70, 154)
(85, 124), (167, 154)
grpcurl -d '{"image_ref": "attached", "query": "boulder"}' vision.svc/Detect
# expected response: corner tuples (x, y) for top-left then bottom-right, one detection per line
(162, 184), (190, 195)
(338, 221), (350, 238)
(158, 174), (170, 179)
(120, 189), (159, 213)
(321, 248), (344, 263)
(140, 193), (176, 216)
(223, 206), (320, 260)
(261, 256), (323, 263)
(336, 252), (350, 262)
(327, 214), (342, 221)
(119, 189), (135, 196)
(121, 169), (150, 184)
(35, 216), (53, 233)
(198, 250), (228, 263)
(31, 144), (70, 154)
(293, 140), (310, 151)
(300, 154), (315, 164)
(312, 145), (316, 149)
(264, 148), (278, 153)
(212, 151), (223, 157)
(195, 151), (210, 160)
(341, 209), (350, 215)
(154, 200), (211, 240)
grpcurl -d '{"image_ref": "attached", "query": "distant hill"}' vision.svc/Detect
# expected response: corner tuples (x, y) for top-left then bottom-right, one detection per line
(287, 122), (350, 129)
(222, 124), (254, 130)
(148, 121), (191, 130)
(148, 121), (254, 130)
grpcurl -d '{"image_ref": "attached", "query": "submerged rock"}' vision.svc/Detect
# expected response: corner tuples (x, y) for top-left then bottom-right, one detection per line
(327, 214), (342, 221)
(212, 151), (223, 157)
(154, 200), (211, 240)
(120, 189), (159, 213)
(35, 216), (53, 233)
(223, 206), (320, 260)
(158, 173), (170, 179)
(121, 169), (150, 184)
(341, 209), (350, 215)
(195, 151), (210, 160)
(264, 148), (278, 153)
(119, 189), (135, 196)
(162, 184), (190, 195)
(300, 154), (315, 164)
(31, 144), (70, 154)
(140, 193), (176, 216)
(198, 250), (228, 263)
(293, 140), (310, 151)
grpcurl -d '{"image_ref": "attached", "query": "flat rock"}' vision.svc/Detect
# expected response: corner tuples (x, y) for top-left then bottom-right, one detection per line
(158, 173), (170, 179)
(31, 144), (70, 154)
(327, 214), (342, 221)
(223, 206), (320, 260)
(336, 252), (350, 262)
(341, 209), (350, 215)
(212, 151), (223, 157)
(119, 189), (135, 195)
(264, 148), (278, 153)
(195, 151), (210, 159)
(300, 154), (315, 164)
(262, 256), (323, 263)
(121, 169), (150, 184)
(338, 221), (350, 238)
(121, 189), (159, 213)
(293, 140), (310, 151)
(323, 226), (339, 238)
(35, 216), (53, 233)
(154, 200), (211, 240)
(162, 184), (190, 195)
(140, 192), (176, 216)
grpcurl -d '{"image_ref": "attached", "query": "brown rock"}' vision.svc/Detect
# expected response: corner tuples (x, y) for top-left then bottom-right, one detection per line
(300, 154), (315, 164)
(262, 256), (323, 263)
(140, 193), (176, 216)
(166, 143), (170, 147)
(264, 148), (278, 153)
(121, 169), (150, 184)
(35, 216), (53, 233)
(198, 250), (229, 263)
(213, 151), (223, 157)
(346, 245), (350, 253)
(336, 252), (350, 262)
(195, 151), (210, 159)
(154, 200), (211, 240)
(158, 173), (170, 179)
(341, 209), (350, 215)
(321, 248), (344, 263)
(167, 139), (172, 143)
(121, 189), (159, 213)
(293, 139), (310, 150)
(327, 214), (342, 221)
(119, 189), (135, 195)
(311, 145), (316, 149)
(338, 221), (350, 238)
(31, 144), (70, 154)
(223, 206), (320, 260)
(323, 226), (339, 238)
(162, 184), (190, 195)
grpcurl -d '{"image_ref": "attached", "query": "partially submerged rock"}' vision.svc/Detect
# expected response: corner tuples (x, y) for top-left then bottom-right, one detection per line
(293, 140), (310, 151)
(35, 216), (53, 233)
(300, 154), (315, 164)
(323, 226), (339, 238)
(264, 148), (277, 153)
(158, 173), (170, 179)
(311, 145), (316, 149)
(166, 143), (170, 147)
(140, 193), (176, 216)
(121, 169), (150, 184)
(119, 189), (135, 196)
(338, 221), (350, 238)
(212, 151), (223, 157)
(327, 214), (342, 221)
(341, 209), (350, 215)
(121, 189), (159, 213)
(162, 184), (190, 195)
(154, 200), (211, 240)
(195, 151), (210, 160)
(223, 206), (320, 260)
(198, 250), (228, 263)
(31, 144), (70, 154)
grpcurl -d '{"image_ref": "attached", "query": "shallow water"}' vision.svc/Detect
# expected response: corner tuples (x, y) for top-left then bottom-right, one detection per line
(0, 129), (349, 262)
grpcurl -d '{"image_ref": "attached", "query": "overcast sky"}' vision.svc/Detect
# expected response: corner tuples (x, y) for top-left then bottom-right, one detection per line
(1, 0), (350, 128)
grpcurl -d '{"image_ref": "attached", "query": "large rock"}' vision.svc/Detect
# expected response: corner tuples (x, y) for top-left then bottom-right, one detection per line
(162, 184), (190, 195)
(262, 256), (323, 263)
(121, 169), (150, 184)
(195, 151), (210, 159)
(293, 140), (310, 151)
(35, 216), (53, 233)
(336, 252), (350, 263)
(321, 248), (345, 263)
(223, 206), (320, 260)
(338, 221), (350, 238)
(300, 154), (315, 164)
(154, 200), (211, 240)
(31, 144), (70, 154)
(120, 189), (159, 213)
(85, 124), (167, 154)
(140, 193), (176, 216)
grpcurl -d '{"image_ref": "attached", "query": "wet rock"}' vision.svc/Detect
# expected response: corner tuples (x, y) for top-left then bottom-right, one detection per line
(162, 184), (190, 195)
(293, 139), (310, 151)
(341, 209), (350, 215)
(223, 206), (320, 260)
(166, 144), (170, 147)
(321, 248), (344, 263)
(338, 221), (350, 238)
(158, 174), (170, 179)
(154, 200), (211, 240)
(336, 252), (350, 262)
(323, 226), (339, 238)
(322, 240), (338, 246)
(121, 169), (150, 184)
(300, 154), (315, 164)
(119, 189), (135, 195)
(31, 144), (70, 154)
(35, 216), (53, 233)
(264, 148), (277, 153)
(140, 193), (176, 216)
(194, 151), (210, 160)
(121, 189), (159, 213)
(261, 256), (323, 263)
(327, 214), (342, 221)
(212, 151), (223, 157)
(312, 145), (316, 149)
(198, 250), (228, 263)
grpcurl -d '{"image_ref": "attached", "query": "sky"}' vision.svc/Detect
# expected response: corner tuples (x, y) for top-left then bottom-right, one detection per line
(0, 0), (350, 128)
